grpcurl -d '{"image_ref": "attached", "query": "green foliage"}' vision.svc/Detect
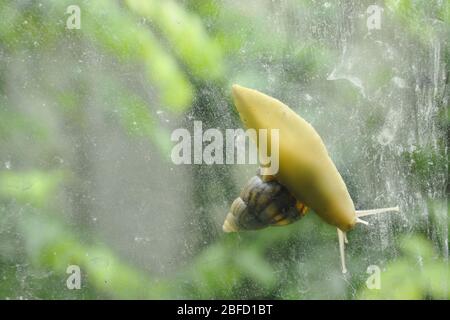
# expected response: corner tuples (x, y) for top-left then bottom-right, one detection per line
(0, 107), (48, 142)
(125, 0), (224, 80)
(385, 0), (436, 43)
(0, 170), (64, 208)
(0, 170), (172, 299)
(402, 145), (448, 193)
(182, 234), (279, 299)
(21, 213), (173, 299)
(78, 0), (194, 112)
(0, 0), (447, 300)
(358, 235), (449, 299)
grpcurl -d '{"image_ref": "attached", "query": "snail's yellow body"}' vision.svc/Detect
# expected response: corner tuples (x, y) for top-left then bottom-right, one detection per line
(224, 84), (399, 273)
(231, 84), (356, 231)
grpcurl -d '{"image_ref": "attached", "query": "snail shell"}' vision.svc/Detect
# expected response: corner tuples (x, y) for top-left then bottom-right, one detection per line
(223, 170), (308, 232)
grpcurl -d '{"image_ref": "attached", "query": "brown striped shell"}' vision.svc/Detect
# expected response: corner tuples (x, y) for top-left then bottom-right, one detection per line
(223, 170), (308, 232)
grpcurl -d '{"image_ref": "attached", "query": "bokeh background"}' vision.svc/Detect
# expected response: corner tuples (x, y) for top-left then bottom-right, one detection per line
(0, 0), (448, 299)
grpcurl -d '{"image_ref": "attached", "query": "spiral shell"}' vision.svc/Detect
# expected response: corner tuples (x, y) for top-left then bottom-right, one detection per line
(223, 172), (308, 232)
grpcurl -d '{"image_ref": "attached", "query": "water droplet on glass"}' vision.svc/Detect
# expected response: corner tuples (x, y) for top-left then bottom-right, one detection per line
(377, 128), (394, 146)
(392, 76), (407, 88)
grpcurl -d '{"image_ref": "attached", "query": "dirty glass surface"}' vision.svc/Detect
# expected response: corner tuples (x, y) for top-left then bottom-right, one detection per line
(0, 0), (448, 299)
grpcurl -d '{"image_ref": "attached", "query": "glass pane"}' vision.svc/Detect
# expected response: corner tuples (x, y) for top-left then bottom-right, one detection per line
(0, 0), (448, 300)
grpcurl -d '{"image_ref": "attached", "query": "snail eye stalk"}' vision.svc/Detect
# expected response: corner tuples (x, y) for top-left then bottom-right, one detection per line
(355, 206), (400, 218)
(337, 206), (400, 274)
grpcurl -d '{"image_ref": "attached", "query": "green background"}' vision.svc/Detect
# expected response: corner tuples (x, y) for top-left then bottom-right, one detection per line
(0, 0), (448, 299)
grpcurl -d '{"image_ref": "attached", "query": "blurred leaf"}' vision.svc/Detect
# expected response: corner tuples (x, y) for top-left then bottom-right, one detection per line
(126, 0), (224, 80)
(0, 170), (64, 208)
(234, 249), (275, 288)
(115, 92), (173, 157)
(358, 235), (449, 299)
(46, 0), (194, 112)
(385, 0), (444, 43)
(20, 212), (173, 299)
(0, 108), (48, 142)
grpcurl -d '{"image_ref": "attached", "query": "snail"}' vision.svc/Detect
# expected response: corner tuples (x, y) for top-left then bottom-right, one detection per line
(223, 84), (400, 273)
(222, 168), (308, 233)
